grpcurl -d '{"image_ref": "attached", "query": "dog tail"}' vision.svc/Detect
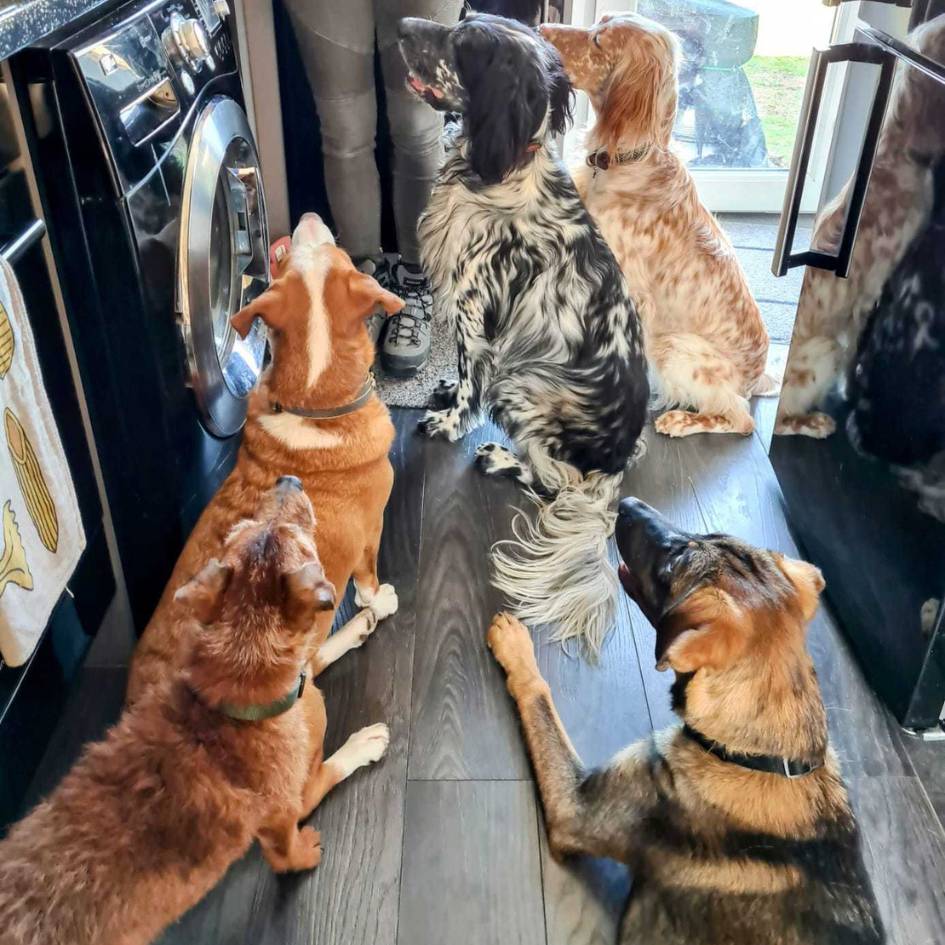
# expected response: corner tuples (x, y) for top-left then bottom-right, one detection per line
(750, 371), (781, 397)
(490, 468), (623, 657)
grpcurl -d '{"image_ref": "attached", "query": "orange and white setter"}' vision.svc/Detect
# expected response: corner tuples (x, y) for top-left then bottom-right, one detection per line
(542, 13), (777, 438)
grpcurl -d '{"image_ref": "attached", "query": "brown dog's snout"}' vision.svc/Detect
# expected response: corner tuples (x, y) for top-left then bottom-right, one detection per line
(276, 475), (303, 495)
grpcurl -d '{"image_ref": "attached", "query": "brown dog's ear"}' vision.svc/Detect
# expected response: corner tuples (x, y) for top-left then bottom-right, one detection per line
(231, 284), (282, 339)
(174, 559), (232, 624)
(775, 555), (825, 623)
(344, 270), (405, 322)
(656, 588), (747, 673)
(231, 273), (310, 338)
(325, 265), (404, 325)
(282, 562), (336, 625)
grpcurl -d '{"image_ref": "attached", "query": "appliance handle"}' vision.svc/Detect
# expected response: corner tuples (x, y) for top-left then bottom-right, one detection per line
(772, 42), (896, 278)
(0, 219), (46, 267)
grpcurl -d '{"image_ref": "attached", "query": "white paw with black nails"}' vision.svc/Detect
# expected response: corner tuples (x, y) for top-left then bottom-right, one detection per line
(418, 409), (463, 441)
(335, 723), (390, 777)
(355, 582), (399, 620)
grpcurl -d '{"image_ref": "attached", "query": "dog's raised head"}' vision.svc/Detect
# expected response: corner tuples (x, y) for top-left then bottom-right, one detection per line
(398, 13), (572, 184)
(176, 476), (335, 706)
(230, 213), (403, 407)
(615, 496), (824, 679)
(540, 13), (679, 155)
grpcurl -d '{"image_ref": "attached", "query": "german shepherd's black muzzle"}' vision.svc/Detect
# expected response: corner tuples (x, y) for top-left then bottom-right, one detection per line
(615, 498), (692, 628)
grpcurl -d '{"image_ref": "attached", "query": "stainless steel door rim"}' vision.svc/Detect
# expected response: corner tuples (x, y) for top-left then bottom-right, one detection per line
(179, 95), (269, 438)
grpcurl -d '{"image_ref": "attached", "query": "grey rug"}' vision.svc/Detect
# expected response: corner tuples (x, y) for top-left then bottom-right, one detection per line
(376, 314), (457, 408)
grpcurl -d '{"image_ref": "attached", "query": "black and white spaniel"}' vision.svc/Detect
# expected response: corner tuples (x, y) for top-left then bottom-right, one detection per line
(398, 13), (649, 650)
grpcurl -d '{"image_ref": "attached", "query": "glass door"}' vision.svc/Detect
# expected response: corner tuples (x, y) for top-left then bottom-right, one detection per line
(556, 0), (900, 213)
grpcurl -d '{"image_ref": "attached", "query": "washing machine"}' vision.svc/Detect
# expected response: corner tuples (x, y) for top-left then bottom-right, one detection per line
(11, 0), (269, 629)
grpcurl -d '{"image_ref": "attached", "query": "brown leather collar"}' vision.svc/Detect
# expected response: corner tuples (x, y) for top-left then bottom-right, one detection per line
(586, 144), (650, 171)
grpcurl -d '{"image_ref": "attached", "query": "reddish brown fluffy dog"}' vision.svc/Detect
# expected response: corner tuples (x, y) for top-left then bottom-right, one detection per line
(542, 14), (777, 438)
(0, 481), (390, 945)
(128, 214), (404, 701)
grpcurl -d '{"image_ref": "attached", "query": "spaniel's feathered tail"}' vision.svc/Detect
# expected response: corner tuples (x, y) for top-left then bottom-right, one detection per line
(491, 463), (627, 658)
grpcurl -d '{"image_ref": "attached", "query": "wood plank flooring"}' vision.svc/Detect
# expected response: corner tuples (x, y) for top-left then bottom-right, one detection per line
(19, 407), (945, 945)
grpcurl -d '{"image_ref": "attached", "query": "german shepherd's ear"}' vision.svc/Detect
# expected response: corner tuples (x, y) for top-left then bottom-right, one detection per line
(656, 588), (747, 673)
(175, 559), (232, 625)
(282, 562), (336, 626)
(774, 554), (825, 623)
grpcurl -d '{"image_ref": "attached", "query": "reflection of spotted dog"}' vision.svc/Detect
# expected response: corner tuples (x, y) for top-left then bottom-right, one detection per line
(847, 193), (945, 523)
(777, 15), (945, 439)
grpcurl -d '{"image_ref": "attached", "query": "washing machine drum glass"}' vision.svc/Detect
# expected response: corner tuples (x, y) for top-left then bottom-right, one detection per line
(181, 96), (269, 438)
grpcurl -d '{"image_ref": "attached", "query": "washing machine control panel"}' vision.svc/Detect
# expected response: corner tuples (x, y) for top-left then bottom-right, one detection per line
(71, 0), (239, 194)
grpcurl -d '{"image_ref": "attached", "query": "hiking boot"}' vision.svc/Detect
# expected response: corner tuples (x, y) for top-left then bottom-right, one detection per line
(357, 254), (399, 346)
(382, 262), (434, 377)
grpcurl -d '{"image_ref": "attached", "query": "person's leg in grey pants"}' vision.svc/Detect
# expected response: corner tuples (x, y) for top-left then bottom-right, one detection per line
(282, 0), (381, 260)
(282, 0), (462, 375)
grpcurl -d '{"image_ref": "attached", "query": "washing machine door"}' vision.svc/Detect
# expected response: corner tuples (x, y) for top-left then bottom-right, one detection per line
(179, 96), (269, 438)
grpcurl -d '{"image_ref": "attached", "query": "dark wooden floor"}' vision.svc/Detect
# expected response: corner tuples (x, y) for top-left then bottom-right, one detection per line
(25, 408), (945, 945)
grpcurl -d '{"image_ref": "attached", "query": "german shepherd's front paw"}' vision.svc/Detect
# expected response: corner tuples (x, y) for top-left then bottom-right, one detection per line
(428, 378), (458, 410)
(417, 409), (463, 442)
(487, 612), (539, 680)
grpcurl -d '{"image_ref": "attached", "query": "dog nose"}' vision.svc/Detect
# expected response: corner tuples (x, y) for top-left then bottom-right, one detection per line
(617, 497), (655, 524)
(276, 475), (303, 493)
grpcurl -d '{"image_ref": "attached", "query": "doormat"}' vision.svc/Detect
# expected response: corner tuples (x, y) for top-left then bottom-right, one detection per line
(374, 313), (457, 409)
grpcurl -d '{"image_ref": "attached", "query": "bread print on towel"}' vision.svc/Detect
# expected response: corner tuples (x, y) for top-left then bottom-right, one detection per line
(0, 300), (13, 379)
(5, 408), (59, 552)
(0, 500), (32, 598)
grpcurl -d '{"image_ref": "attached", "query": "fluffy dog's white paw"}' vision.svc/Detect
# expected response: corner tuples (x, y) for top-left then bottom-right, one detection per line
(355, 582), (399, 620)
(417, 409), (463, 442)
(334, 723), (390, 777)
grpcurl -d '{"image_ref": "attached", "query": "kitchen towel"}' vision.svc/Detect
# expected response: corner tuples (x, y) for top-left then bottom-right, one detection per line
(0, 257), (85, 667)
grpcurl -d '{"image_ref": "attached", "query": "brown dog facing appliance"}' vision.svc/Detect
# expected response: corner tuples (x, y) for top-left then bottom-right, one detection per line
(128, 213), (405, 703)
(0, 480), (390, 945)
(488, 498), (884, 945)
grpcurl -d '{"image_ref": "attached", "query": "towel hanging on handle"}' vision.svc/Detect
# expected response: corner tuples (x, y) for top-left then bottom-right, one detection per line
(0, 256), (85, 667)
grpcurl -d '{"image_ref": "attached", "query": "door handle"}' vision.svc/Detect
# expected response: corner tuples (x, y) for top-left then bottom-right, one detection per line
(772, 42), (895, 278)
(0, 219), (46, 267)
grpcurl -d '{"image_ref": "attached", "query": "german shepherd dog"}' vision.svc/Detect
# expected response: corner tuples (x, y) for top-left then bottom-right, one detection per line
(488, 498), (884, 945)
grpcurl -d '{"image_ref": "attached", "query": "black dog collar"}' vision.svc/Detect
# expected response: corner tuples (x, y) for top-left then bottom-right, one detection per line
(586, 144), (651, 172)
(682, 724), (824, 779)
(217, 672), (307, 722)
(271, 374), (376, 420)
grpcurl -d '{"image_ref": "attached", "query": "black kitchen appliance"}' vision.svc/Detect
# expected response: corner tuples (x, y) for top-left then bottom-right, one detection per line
(771, 21), (945, 735)
(0, 78), (115, 829)
(9, 0), (270, 630)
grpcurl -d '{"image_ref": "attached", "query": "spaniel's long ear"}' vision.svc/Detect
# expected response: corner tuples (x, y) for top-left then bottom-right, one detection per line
(545, 44), (575, 137)
(456, 24), (548, 184)
(598, 31), (678, 153)
(774, 554), (825, 624)
(655, 588), (747, 673)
